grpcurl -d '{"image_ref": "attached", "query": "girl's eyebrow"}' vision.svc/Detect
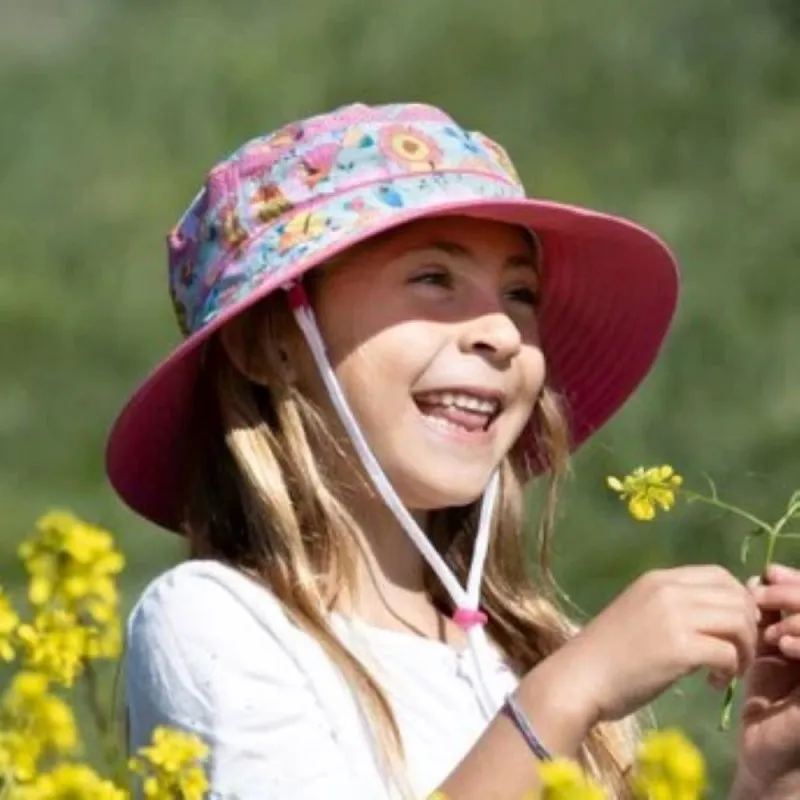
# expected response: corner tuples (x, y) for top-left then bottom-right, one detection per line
(412, 240), (538, 272)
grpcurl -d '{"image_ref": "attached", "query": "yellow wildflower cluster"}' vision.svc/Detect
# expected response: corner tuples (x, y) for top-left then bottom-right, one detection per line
(0, 671), (78, 782)
(128, 727), (210, 800)
(17, 510), (124, 683)
(607, 466), (683, 521)
(632, 728), (707, 799)
(535, 728), (705, 799)
(9, 763), (128, 800)
(0, 511), (209, 798)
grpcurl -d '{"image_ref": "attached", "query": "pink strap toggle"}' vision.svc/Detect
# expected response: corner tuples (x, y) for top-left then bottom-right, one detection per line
(453, 607), (488, 630)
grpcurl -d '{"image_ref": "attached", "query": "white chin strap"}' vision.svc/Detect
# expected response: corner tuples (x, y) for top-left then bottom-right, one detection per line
(286, 282), (502, 719)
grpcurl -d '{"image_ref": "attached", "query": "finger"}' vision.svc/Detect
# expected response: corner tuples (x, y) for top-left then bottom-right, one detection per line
(763, 613), (800, 644)
(691, 587), (761, 627)
(692, 603), (758, 675)
(748, 576), (782, 638)
(764, 563), (800, 584)
(753, 582), (800, 612)
(778, 636), (800, 659)
(689, 635), (740, 683)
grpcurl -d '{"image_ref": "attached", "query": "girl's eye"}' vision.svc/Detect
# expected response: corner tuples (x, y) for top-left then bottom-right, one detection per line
(410, 268), (453, 288)
(507, 286), (540, 307)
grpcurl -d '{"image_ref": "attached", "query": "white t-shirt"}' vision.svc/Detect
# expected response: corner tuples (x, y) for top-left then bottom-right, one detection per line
(125, 559), (520, 799)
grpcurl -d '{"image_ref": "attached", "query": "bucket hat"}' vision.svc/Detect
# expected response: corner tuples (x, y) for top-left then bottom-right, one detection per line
(106, 102), (679, 534)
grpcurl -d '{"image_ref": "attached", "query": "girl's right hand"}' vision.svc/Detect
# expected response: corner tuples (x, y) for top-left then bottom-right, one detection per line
(555, 565), (760, 724)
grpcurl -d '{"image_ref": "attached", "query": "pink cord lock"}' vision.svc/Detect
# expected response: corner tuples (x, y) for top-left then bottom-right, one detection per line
(453, 607), (488, 630)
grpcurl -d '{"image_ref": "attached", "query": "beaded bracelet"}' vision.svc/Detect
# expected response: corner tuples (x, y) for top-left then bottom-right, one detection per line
(502, 693), (553, 762)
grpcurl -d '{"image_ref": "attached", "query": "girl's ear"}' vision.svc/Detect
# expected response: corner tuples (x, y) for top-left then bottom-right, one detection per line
(219, 316), (297, 387)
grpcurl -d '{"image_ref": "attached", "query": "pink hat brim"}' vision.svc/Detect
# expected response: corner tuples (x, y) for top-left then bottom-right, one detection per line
(106, 197), (678, 532)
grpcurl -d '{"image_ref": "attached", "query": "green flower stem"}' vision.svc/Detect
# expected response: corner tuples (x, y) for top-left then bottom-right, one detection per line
(0, 770), (13, 800)
(83, 660), (126, 783)
(719, 681), (737, 732)
(679, 490), (773, 536)
(677, 489), (785, 731)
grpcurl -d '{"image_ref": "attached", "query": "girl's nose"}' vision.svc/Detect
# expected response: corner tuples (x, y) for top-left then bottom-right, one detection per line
(458, 312), (523, 365)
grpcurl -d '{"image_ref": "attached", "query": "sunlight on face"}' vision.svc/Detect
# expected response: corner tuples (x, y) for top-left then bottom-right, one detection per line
(304, 216), (546, 510)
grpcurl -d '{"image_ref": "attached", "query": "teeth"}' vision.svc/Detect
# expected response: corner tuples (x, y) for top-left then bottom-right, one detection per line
(420, 391), (499, 416)
(425, 415), (469, 433)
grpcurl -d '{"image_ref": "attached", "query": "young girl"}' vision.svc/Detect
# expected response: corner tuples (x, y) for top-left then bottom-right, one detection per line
(107, 102), (800, 799)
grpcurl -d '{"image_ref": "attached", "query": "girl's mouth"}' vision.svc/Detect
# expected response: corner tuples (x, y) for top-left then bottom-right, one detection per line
(413, 390), (502, 438)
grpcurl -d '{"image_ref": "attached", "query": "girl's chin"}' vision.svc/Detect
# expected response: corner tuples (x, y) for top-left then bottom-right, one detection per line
(393, 470), (496, 512)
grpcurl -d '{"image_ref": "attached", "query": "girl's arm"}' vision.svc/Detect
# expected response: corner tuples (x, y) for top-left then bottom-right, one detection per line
(439, 564), (761, 799)
(436, 647), (595, 798)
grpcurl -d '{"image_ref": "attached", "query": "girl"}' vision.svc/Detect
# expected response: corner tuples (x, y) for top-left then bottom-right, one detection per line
(108, 102), (800, 798)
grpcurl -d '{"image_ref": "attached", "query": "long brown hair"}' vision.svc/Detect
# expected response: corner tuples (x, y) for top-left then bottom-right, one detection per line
(181, 284), (640, 797)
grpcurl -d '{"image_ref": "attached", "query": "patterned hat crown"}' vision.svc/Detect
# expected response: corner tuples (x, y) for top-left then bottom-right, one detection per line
(167, 102), (526, 336)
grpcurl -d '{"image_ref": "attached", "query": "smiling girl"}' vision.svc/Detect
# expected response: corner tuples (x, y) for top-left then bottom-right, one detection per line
(107, 103), (800, 798)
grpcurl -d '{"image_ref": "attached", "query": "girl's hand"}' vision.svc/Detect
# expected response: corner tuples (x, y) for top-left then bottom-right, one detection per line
(554, 565), (759, 724)
(731, 564), (800, 798)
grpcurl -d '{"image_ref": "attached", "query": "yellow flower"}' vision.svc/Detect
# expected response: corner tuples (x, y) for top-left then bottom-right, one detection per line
(0, 730), (40, 783)
(17, 609), (88, 686)
(17, 511), (124, 674)
(538, 759), (606, 799)
(607, 465), (683, 521)
(177, 766), (211, 800)
(0, 671), (79, 781)
(129, 726), (210, 800)
(19, 510), (125, 614)
(5, 669), (50, 702)
(10, 762), (127, 800)
(632, 728), (706, 799)
(0, 586), (20, 661)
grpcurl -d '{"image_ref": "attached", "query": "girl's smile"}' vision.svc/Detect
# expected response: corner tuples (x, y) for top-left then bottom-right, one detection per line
(415, 387), (503, 442)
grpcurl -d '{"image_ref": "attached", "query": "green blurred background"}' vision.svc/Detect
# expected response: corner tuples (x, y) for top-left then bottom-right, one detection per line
(2, 0), (799, 796)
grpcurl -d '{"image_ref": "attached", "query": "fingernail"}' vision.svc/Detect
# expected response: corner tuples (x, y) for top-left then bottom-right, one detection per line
(747, 575), (761, 589)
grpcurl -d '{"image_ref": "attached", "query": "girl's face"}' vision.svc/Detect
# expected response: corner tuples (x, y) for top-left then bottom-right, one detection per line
(304, 216), (546, 510)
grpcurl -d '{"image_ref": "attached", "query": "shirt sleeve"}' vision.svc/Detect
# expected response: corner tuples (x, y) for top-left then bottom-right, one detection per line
(125, 561), (381, 800)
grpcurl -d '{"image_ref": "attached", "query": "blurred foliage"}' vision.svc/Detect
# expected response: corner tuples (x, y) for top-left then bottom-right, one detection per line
(1, 1), (798, 797)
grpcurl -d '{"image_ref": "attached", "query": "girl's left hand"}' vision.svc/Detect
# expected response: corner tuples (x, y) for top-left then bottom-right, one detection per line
(731, 563), (800, 797)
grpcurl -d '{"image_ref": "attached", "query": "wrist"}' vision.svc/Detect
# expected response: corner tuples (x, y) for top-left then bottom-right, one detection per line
(516, 647), (597, 758)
